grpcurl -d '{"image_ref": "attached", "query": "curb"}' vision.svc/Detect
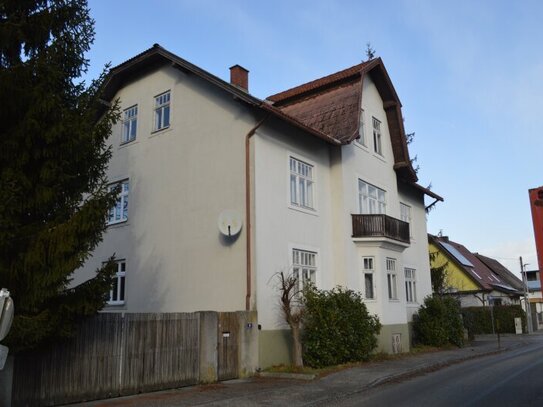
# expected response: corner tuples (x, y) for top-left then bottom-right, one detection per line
(258, 372), (316, 380)
(367, 347), (506, 388)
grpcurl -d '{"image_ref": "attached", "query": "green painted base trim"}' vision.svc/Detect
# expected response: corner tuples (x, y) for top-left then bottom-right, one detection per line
(259, 329), (293, 369)
(259, 323), (412, 369)
(377, 324), (410, 354)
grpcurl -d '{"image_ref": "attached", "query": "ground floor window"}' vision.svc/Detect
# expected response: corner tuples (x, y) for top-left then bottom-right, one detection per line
(405, 268), (416, 303)
(108, 261), (126, 305)
(292, 248), (317, 293)
(362, 256), (375, 299)
(386, 258), (398, 300)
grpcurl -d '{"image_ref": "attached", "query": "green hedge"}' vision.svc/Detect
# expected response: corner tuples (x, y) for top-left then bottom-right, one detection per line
(302, 286), (381, 368)
(413, 295), (464, 347)
(462, 305), (525, 336)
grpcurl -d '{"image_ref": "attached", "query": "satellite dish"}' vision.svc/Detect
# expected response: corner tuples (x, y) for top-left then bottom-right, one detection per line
(218, 210), (242, 237)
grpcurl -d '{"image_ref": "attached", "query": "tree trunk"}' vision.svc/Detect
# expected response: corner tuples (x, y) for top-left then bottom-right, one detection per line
(291, 322), (303, 368)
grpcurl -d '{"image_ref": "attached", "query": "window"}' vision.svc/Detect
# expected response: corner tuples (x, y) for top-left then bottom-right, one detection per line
(362, 257), (375, 299)
(290, 157), (315, 210)
(108, 180), (129, 224)
(292, 249), (317, 293)
(372, 117), (382, 155)
(358, 180), (386, 214)
(400, 203), (411, 223)
(387, 258), (398, 300)
(356, 109), (366, 146)
(108, 261), (126, 305)
(400, 202), (412, 239)
(154, 91), (170, 131)
(122, 105), (138, 143)
(405, 268), (416, 303)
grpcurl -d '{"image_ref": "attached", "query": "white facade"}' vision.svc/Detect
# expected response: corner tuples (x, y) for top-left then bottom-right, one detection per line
(254, 76), (433, 353)
(76, 47), (437, 364)
(75, 64), (255, 313)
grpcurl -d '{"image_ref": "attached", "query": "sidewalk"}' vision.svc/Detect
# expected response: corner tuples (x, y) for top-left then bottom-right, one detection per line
(73, 333), (540, 407)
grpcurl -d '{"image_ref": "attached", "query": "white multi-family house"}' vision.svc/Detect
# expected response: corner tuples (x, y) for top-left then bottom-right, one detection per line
(75, 44), (442, 368)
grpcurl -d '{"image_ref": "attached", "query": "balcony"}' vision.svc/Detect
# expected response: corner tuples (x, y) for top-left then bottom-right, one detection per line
(352, 214), (410, 244)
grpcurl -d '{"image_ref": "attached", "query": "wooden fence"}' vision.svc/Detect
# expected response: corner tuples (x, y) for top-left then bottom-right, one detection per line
(10, 311), (244, 406)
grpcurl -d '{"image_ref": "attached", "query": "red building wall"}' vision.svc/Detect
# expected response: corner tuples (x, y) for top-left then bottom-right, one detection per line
(529, 186), (543, 290)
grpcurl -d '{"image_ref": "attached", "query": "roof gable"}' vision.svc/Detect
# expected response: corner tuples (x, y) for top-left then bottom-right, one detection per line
(267, 58), (417, 182)
(99, 44), (340, 146)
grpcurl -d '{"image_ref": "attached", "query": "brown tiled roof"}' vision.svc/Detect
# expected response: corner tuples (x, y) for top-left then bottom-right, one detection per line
(266, 58), (418, 183)
(267, 61), (372, 103)
(474, 253), (524, 292)
(431, 236), (522, 295)
(278, 80), (361, 143)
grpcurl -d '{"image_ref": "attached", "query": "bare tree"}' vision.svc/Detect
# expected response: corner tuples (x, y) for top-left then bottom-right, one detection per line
(277, 271), (304, 367)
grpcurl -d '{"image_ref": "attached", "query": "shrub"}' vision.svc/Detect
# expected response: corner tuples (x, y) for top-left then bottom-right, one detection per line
(414, 295), (464, 347)
(302, 286), (381, 368)
(462, 305), (525, 336)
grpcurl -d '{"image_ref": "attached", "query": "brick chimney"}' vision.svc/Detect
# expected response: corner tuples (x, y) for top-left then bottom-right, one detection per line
(229, 65), (249, 91)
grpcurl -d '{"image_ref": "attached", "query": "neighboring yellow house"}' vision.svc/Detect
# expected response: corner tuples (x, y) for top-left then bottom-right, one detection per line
(428, 234), (523, 307)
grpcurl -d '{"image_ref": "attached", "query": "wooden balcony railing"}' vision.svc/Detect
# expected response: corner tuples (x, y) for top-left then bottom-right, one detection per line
(351, 214), (410, 244)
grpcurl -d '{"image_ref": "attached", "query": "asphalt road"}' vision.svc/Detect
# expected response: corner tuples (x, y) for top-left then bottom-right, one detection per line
(330, 340), (543, 407)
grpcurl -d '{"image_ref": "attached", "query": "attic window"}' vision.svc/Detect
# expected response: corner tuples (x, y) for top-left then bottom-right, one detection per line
(372, 117), (382, 155)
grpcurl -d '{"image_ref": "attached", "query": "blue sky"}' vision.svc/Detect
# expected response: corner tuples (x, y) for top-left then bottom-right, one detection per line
(86, 0), (542, 275)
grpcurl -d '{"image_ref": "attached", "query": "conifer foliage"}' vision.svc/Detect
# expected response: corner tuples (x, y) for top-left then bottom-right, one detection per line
(0, 0), (119, 351)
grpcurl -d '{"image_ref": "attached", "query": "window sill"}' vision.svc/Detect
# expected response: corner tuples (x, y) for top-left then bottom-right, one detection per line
(107, 220), (128, 228)
(288, 204), (318, 217)
(151, 125), (171, 136)
(363, 299), (377, 303)
(104, 302), (126, 309)
(120, 139), (138, 148)
(354, 141), (370, 152)
(407, 302), (419, 307)
(388, 299), (400, 303)
(373, 152), (387, 163)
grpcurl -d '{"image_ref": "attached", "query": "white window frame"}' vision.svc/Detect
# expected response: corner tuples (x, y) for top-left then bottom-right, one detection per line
(289, 155), (316, 212)
(108, 180), (129, 225)
(400, 203), (411, 223)
(122, 105), (138, 143)
(386, 257), (398, 300)
(154, 90), (171, 132)
(405, 268), (417, 303)
(372, 117), (382, 155)
(356, 108), (367, 147)
(107, 260), (126, 305)
(291, 247), (318, 294)
(358, 179), (386, 214)
(400, 202), (413, 239)
(362, 256), (375, 300)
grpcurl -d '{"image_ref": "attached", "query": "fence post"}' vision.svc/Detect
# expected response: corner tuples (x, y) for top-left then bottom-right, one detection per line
(236, 311), (258, 377)
(198, 312), (218, 383)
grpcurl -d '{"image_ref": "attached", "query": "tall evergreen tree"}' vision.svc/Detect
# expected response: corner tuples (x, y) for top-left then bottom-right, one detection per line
(0, 0), (119, 352)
